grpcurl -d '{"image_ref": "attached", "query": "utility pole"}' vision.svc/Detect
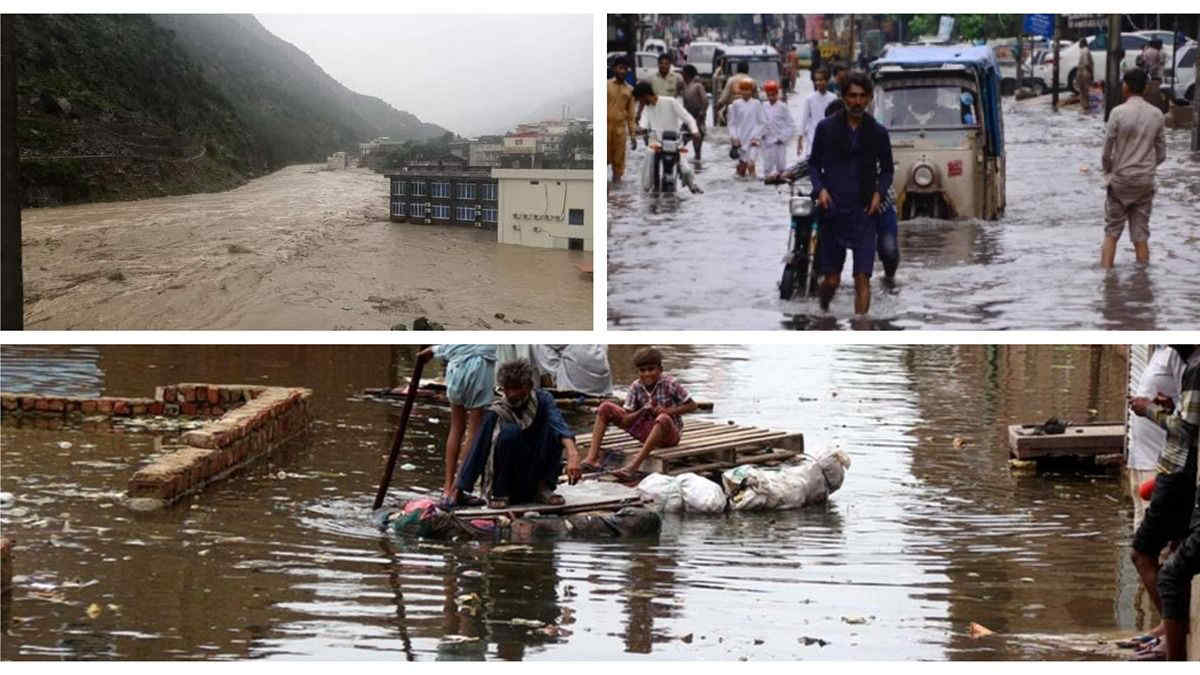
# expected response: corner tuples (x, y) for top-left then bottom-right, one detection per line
(1, 15), (23, 330)
(848, 14), (855, 67)
(1052, 15), (1061, 111)
(1104, 13), (1122, 121)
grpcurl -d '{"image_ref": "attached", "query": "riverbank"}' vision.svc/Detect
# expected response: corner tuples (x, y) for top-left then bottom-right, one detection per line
(19, 165), (592, 330)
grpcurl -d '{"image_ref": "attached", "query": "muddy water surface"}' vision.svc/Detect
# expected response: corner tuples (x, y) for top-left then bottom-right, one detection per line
(20, 166), (592, 330)
(1, 345), (1138, 659)
(607, 77), (1200, 330)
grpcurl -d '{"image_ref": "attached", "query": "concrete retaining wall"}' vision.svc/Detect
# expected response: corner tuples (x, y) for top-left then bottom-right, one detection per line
(1, 383), (312, 510)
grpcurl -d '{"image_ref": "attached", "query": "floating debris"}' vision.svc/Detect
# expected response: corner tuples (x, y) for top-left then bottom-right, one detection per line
(86, 603), (103, 619)
(57, 441), (73, 449)
(968, 622), (995, 638)
(399, 463), (416, 471)
(841, 616), (869, 625)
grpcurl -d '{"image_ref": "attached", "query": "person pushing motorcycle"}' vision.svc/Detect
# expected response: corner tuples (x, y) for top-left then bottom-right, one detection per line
(632, 81), (704, 194)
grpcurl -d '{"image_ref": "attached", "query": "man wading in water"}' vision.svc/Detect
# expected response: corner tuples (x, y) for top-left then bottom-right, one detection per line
(808, 71), (893, 319)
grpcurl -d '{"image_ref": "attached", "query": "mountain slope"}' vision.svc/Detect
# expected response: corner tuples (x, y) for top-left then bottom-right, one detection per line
(15, 14), (450, 206)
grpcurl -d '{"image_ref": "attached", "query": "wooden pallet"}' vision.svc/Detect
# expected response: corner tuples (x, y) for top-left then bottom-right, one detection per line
(577, 419), (803, 475)
(1007, 422), (1126, 460)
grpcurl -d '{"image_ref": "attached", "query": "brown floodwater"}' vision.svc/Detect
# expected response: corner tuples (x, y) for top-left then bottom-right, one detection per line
(0, 344), (1140, 660)
(19, 165), (592, 330)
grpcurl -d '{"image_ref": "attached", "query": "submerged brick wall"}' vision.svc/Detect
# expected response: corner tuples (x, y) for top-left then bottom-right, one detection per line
(1, 383), (312, 510)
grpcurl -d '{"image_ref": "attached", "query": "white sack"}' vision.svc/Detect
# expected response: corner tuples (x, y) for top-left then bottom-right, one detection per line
(637, 473), (684, 513)
(677, 473), (728, 513)
(720, 450), (851, 511)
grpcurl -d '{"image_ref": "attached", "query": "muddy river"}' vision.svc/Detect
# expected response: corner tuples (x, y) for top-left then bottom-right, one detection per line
(0, 344), (1147, 660)
(607, 79), (1200, 330)
(19, 166), (592, 330)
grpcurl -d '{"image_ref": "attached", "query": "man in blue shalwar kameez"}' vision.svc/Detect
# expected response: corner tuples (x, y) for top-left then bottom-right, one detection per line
(452, 359), (583, 509)
(809, 71), (894, 318)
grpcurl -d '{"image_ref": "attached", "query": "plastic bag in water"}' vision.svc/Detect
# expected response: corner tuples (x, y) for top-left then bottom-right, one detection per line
(721, 449), (851, 511)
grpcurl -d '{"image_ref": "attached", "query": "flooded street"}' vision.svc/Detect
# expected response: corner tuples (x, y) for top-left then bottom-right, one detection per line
(20, 166), (592, 330)
(1, 344), (1143, 660)
(608, 77), (1200, 330)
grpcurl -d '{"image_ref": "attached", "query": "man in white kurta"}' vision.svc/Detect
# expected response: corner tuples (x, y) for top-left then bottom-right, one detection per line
(1129, 345), (1188, 529)
(633, 81), (702, 193)
(728, 82), (765, 177)
(760, 80), (795, 181)
(796, 66), (838, 160)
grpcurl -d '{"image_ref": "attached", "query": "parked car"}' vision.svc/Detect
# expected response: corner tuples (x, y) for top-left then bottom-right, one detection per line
(1163, 41), (1197, 104)
(643, 38), (668, 55)
(686, 40), (725, 91)
(633, 51), (662, 83)
(1051, 31), (1188, 93)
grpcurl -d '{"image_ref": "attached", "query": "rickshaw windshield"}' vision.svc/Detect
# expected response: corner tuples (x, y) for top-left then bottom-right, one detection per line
(873, 84), (980, 130)
(745, 60), (778, 82)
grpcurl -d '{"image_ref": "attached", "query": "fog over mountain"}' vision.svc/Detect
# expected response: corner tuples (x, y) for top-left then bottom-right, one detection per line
(255, 14), (593, 137)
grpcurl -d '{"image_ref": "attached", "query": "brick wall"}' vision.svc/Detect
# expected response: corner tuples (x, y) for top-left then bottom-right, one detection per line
(1, 383), (312, 509)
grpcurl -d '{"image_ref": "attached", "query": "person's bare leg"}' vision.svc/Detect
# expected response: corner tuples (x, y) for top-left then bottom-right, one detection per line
(819, 273), (839, 311)
(853, 273), (870, 315)
(1131, 549), (1165, 616)
(1134, 241), (1149, 264)
(587, 406), (617, 465)
(623, 418), (672, 473)
(1100, 235), (1119, 268)
(443, 404), (466, 496)
(1162, 618), (1187, 660)
(462, 408), (484, 468)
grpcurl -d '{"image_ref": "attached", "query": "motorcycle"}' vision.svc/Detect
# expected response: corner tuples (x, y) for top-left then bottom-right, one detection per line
(778, 160), (820, 301)
(640, 128), (692, 194)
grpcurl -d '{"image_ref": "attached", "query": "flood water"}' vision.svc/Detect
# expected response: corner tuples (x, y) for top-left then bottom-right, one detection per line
(607, 76), (1200, 330)
(0, 344), (1140, 660)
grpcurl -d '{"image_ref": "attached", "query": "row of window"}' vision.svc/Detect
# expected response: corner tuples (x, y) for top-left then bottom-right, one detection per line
(389, 179), (497, 201)
(390, 199), (497, 223)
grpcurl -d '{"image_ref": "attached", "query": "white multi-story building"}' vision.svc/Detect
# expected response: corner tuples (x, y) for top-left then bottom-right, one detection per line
(492, 169), (592, 251)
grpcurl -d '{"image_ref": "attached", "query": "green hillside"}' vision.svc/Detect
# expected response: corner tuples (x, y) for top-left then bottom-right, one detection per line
(14, 14), (450, 207)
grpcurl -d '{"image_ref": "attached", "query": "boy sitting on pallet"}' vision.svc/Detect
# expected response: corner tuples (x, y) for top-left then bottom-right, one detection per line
(584, 347), (697, 481)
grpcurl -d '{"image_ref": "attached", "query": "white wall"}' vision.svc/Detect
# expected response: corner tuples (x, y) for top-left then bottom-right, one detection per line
(494, 170), (592, 251)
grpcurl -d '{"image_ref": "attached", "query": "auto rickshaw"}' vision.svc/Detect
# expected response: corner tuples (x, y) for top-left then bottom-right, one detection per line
(869, 45), (1006, 221)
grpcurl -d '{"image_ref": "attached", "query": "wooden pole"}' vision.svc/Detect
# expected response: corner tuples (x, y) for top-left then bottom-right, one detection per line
(1052, 15), (1061, 111)
(1104, 14), (1122, 121)
(372, 355), (427, 510)
(1, 15), (22, 331)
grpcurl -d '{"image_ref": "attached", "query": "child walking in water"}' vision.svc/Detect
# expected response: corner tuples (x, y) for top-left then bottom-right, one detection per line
(728, 79), (765, 177)
(760, 80), (795, 183)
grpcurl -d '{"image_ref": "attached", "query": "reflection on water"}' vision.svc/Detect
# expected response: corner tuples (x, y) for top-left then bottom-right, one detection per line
(1, 344), (1136, 659)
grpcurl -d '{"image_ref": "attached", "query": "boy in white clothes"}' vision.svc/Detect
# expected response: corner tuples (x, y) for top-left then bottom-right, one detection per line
(760, 79), (795, 183)
(796, 66), (838, 160)
(728, 79), (765, 177)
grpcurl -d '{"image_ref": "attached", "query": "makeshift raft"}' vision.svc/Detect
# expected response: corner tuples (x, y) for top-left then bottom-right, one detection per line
(578, 419), (803, 475)
(375, 482), (660, 542)
(1007, 421), (1125, 464)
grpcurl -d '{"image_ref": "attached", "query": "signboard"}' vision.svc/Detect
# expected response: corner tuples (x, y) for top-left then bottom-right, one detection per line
(937, 16), (955, 42)
(1023, 14), (1055, 40)
(1066, 14), (1106, 29)
(804, 14), (824, 41)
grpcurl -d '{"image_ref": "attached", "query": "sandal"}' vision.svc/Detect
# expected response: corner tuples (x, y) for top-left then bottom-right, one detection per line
(536, 491), (566, 506)
(437, 491), (486, 510)
(579, 461), (602, 474)
(611, 468), (648, 484)
(1131, 637), (1165, 661)
(1115, 634), (1155, 649)
(487, 496), (510, 510)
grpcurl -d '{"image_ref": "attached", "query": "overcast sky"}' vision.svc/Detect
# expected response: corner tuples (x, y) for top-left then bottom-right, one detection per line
(255, 14), (592, 136)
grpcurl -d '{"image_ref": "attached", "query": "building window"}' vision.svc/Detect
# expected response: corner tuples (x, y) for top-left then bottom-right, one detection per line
(410, 181), (426, 197)
(480, 183), (497, 201)
(568, 208), (585, 226)
(391, 198), (405, 217)
(410, 202), (425, 217)
(432, 204), (450, 220)
(455, 205), (476, 221)
(483, 207), (497, 224)
(390, 179), (405, 195)
(431, 181), (450, 198)
(457, 183), (475, 200)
